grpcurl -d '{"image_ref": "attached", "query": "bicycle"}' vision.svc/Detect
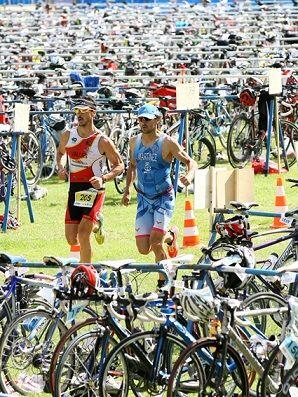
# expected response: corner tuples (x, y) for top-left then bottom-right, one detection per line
(227, 89), (298, 170)
(166, 277), (291, 397)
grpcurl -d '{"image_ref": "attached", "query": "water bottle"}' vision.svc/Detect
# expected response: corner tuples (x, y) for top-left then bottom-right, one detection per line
(263, 253), (279, 270)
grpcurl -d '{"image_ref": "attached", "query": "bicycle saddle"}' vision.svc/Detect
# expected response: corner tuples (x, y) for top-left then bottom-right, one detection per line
(277, 261), (298, 273)
(229, 201), (259, 211)
(284, 208), (298, 218)
(286, 178), (298, 187)
(97, 259), (136, 270)
(0, 252), (26, 265)
(43, 256), (78, 267)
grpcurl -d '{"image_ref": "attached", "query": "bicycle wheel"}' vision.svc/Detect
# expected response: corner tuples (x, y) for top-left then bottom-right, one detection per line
(241, 292), (287, 335)
(260, 345), (286, 397)
(0, 308), (68, 394)
(39, 131), (57, 180)
(112, 135), (137, 195)
(190, 136), (216, 169)
(99, 330), (197, 397)
(279, 363), (298, 397)
(167, 337), (248, 397)
(227, 113), (253, 168)
(55, 327), (118, 397)
(50, 317), (98, 394)
(21, 131), (42, 186)
(270, 120), (298, 169)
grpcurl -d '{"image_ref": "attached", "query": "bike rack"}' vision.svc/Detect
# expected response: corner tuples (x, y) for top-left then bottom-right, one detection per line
(1, 131), (34, 233)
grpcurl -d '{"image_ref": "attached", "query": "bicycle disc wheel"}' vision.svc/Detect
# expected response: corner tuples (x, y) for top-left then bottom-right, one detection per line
(21, 131), (42, 186)
(227, 113), (253, 168)
(190, 136), (216, 169)
(0, 308), (68, 394)
(167, 337), (249, 397)
(99, 330), (196, 397)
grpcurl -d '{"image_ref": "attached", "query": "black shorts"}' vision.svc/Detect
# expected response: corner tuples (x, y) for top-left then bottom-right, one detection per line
(65, 182), (105, 224)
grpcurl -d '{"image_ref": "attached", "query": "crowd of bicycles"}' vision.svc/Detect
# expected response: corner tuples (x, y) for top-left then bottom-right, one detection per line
(0, 182), (297, 396)
(0, 0), (297, 204)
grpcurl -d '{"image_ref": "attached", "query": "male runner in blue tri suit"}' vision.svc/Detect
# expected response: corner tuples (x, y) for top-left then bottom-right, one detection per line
(122, 104), (197, 285)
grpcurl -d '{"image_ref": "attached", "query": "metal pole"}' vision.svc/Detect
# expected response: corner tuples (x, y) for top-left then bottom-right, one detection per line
(173, 113), (185, 196)
(274, 96), (281, 174)
(16, 133), (21, 222)
(265, 99), (274, 177)
(184, 111), (189, 198)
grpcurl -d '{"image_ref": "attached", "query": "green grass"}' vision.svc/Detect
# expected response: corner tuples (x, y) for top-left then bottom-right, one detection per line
(0, 166), (297, 396)
(1, 166), (297, 264)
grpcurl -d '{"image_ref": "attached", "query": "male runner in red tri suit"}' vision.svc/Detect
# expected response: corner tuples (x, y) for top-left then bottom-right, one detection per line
(57, 97), (123, 263)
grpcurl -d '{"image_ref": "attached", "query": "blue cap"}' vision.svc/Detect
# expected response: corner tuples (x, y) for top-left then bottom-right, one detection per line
(137, 104), (162, 119)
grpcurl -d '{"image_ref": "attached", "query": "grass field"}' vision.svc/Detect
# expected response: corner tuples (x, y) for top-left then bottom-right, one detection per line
(0, 166), (297, 396)
(1, 166), (297, 264)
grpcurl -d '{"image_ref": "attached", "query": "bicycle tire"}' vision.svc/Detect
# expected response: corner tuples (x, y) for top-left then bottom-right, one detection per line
(109, 135), (137, 195)
(260, 344), (286, 397)
(99, 330), (198, 397)
(241, 292), (287, 334)
(227, 113), (253, 168)
(50, 316), (98, 394)
(278, 362), (298, 397)
(167, 337), (249, 397)
(190, 136), (216, 169)
(270, 119), (297, 169)
(54, 327), (118, 397)
(40, 131), (57, 180)
(21, 131), (42, 186)
(0, 308), (68, 394)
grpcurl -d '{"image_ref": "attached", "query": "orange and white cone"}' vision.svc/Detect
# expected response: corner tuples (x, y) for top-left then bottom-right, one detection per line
(271, 177), (288, 229)
(70, 244), (80, 260)
(182, 199), (200, 247)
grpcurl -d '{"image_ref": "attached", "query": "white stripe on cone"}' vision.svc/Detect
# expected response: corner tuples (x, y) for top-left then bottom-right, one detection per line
(276, 186), (286, 196)
(184, 210), (196, 219)
(183, 227), (199, 236)
(274, 206), (288, 213)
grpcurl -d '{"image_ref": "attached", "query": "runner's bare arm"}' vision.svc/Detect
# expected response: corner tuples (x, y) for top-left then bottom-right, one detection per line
(57, 130), (70, 180)
(89, 136), (124, 190)
(167, 137), (197, 186)
(122, 136), (137, 206)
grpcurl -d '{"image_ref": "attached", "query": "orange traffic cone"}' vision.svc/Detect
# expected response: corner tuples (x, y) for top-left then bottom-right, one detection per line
(70, 244), (80, 260)
(182, 199), (200, 247)
(271, 177), (288, 229)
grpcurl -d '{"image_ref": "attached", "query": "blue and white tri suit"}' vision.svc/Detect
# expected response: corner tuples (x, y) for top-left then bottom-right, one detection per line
(133, 134), (174, 237)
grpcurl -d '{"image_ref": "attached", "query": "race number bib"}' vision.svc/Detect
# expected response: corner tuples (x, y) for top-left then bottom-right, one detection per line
(280, 335), (298, 370)
(74, 190), (97, 208)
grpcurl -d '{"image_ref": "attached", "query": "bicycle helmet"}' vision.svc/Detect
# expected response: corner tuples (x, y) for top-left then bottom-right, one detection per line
(70, 265), (99, 298)
(216, 216), (247, 240)
(97, 86), (114, 99)
(124, 89), (141, 99)
(180, 287), (216, 322)
(214, 245), (255, 290)
(239, 88), (256, 107)
(47, 114), (66, 132)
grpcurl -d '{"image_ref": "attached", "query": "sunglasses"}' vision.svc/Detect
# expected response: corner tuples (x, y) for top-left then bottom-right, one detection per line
(74, 107), (92, 114)
(138, 116), (153, 122)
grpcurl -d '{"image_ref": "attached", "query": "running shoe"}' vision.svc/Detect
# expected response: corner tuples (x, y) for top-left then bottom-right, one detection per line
(167, 226), (179, 258)
(94, 214), (105, 245)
